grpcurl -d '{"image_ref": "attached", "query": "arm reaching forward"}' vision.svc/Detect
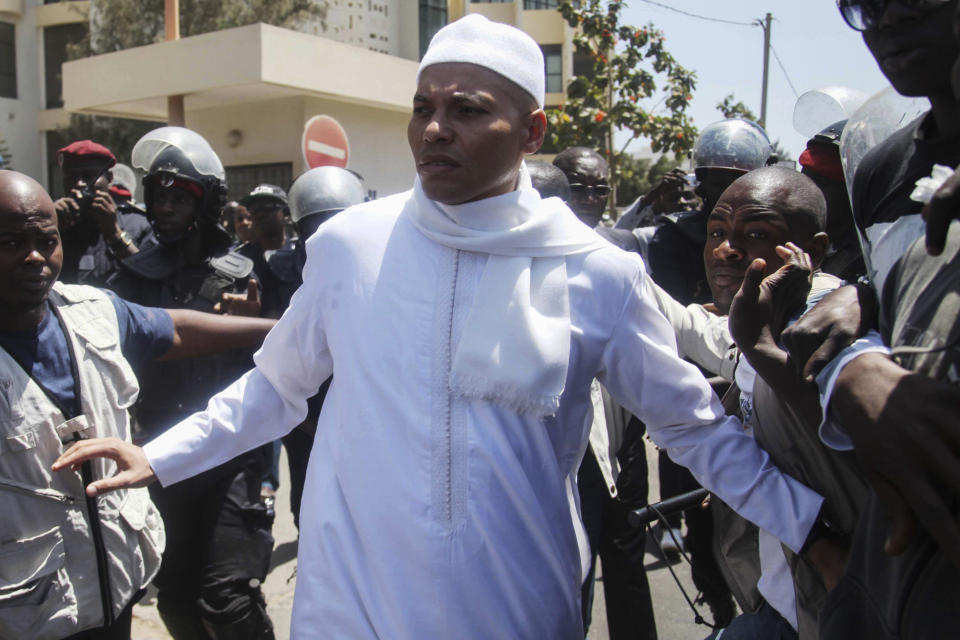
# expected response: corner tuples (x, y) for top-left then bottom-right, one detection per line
(160, 309), (275, 360)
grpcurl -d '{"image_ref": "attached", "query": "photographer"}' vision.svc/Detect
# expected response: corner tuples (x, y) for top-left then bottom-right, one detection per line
(53, 140), (152, 285)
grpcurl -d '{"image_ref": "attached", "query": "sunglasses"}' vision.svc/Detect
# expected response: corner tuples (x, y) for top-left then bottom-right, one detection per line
(568, 183), (611, 198)
(837, 0), (953, 31)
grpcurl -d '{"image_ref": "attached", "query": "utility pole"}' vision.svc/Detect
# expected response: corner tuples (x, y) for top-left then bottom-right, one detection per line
(759, 12), (772, 128)
(165, 0), (185, 126)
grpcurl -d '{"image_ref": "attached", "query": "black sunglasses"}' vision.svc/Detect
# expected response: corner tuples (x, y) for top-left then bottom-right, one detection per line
(568, 183), (611, 198)
(837, 0), (953, 31)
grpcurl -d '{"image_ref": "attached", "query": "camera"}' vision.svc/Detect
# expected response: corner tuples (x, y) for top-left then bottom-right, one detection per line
(75, 184), (98, 216)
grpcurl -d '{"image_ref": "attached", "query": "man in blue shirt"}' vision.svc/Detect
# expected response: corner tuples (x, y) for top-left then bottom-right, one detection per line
(0, 169), (275, 640)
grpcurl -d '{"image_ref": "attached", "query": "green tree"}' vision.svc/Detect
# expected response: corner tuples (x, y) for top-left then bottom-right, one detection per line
(72, 0), (325, 56)
(0, 132), (12, 170)
(547, 0), (697, 215)
(615, 153), (682, 207)
(56, 0), (326, 167)
(714, 93), (793, 166)
(716, 94), (758, 122)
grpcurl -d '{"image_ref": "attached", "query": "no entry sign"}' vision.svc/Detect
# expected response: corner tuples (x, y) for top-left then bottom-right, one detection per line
(302, 115), (350, 169)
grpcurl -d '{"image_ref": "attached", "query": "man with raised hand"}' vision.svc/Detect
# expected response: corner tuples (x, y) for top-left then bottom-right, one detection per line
(56, 16), (824, 639)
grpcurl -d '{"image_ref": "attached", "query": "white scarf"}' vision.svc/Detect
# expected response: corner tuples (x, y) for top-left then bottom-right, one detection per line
(404, 165), (607, 416)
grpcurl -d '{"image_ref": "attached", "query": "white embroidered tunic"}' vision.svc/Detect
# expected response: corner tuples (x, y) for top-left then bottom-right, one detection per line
(144, 190), (822, 639)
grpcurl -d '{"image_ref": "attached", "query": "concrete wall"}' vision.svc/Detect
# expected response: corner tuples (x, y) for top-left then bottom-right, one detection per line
(0, 0), (42, 179)
(0, 0), (89, 183)
(187, 94), (414, 200)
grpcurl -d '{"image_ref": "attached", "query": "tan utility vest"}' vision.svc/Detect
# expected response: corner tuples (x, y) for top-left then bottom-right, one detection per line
(0, 283), (164, 640)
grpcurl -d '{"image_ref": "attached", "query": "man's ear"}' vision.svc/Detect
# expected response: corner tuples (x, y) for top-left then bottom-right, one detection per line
(805, 232), (830, 270)
(522, 109), (547, 155)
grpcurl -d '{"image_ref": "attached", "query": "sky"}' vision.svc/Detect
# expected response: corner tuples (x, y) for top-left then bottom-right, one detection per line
(614, 0), (892, 163)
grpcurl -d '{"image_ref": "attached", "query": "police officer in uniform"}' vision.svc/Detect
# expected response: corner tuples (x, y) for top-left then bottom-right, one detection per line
(236, 184), (296, 319)
(107, 127), (275, 640)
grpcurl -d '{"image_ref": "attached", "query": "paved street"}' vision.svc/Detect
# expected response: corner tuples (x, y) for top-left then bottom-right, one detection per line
(133, 442), (724, 639)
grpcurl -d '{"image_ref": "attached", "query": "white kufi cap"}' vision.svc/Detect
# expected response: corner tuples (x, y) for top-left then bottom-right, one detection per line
(417, 14), (545, 108)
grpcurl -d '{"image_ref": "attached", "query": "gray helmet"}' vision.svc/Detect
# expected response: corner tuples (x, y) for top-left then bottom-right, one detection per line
(693, 119), (772, 172)
(288, 167), (364, 227)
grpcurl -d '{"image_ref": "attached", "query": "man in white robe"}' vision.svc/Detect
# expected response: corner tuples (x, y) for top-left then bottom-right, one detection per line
(56, 15), (824, 639)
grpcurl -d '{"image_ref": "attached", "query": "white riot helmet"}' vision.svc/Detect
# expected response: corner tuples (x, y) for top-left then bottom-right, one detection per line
(132, 126), (227, 230)
(693, 119), (773, 173)
(839, 87), (929, 289)
(288, 167), (365, 240)
(111, 163), (139, 201)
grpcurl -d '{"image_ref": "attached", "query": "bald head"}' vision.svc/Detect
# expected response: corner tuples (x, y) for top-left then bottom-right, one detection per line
(0, 170), (55, 217)
(704, 166), (830, 314)
(0, 170), (62, 330)
(527, 160), (571, 201)
(553, 147), (609, 226)
(552, 147), (606, 176)
(718, 166), (827, 238)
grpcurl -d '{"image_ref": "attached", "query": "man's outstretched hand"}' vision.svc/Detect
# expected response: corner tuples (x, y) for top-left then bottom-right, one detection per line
(781, 283), (878, 383)
(52, 438), (157, 497)
(215, 279), (261, 317)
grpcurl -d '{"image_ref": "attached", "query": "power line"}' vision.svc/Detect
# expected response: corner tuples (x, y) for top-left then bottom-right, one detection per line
(769, 44), (800, 98)
(636, 0), (758, 28)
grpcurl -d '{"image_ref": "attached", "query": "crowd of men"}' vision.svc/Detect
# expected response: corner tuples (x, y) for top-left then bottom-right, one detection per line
(1, 1), (960, 639)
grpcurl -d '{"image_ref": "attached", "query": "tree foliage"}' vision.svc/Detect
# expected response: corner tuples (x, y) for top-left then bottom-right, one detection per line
(546, 0), (697, 214)
(716, 94), (758, 122)
(0, 132), (12, 170)
(57, 0), (326, 167)
(714, 94), (793, 165)
(70, 0), (325, 56)
(615, 153), (682, 207)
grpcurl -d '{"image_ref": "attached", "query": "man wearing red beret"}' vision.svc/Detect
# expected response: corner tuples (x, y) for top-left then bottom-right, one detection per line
(53, 140), (153, 286)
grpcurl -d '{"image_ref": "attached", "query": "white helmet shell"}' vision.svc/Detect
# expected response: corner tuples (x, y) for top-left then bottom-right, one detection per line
(131, 126), (225, 181)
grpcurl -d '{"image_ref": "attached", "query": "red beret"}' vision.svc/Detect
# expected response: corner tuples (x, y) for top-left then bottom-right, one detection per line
(798, 143), (844, 184)
(57, 140), (116, 168)
(108, 184), (132, 199)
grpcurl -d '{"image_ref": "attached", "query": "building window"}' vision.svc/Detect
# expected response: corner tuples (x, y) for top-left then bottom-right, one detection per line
(44, 23), (85, 109)
(524, 0), (558, 8)
(573, 51), (594, 78)
(0, 22), (15, 99)
(419, 0), (446, 59)
(225, 163), (294, 202)
(471, 0), (512, 3)
(541, 44), (562, 94)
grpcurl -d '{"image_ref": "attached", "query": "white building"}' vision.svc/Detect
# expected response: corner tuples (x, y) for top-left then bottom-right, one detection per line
(2, 0), (575, 199)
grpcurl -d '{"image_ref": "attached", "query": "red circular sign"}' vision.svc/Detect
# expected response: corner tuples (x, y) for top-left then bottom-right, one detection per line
(302, 115), (350, 169)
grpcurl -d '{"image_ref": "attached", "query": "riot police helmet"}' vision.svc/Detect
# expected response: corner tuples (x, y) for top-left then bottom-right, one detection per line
(132, 127), (227, 234)
(288, 167), (364, 240)
(693, 119), (773, 175)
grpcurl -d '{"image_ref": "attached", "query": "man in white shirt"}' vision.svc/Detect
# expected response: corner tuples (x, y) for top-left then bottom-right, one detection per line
(56, 15), (823, 639)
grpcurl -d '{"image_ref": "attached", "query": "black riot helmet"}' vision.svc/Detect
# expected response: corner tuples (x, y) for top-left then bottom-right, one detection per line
(288, 167), (365, 241)
(132, 127), (228, 244)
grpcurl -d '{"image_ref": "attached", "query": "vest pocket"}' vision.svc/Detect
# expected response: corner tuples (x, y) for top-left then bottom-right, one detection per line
(119, 487), (165, 578)
(72, 323), (139, 411)
(0, 526), (78, 638)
